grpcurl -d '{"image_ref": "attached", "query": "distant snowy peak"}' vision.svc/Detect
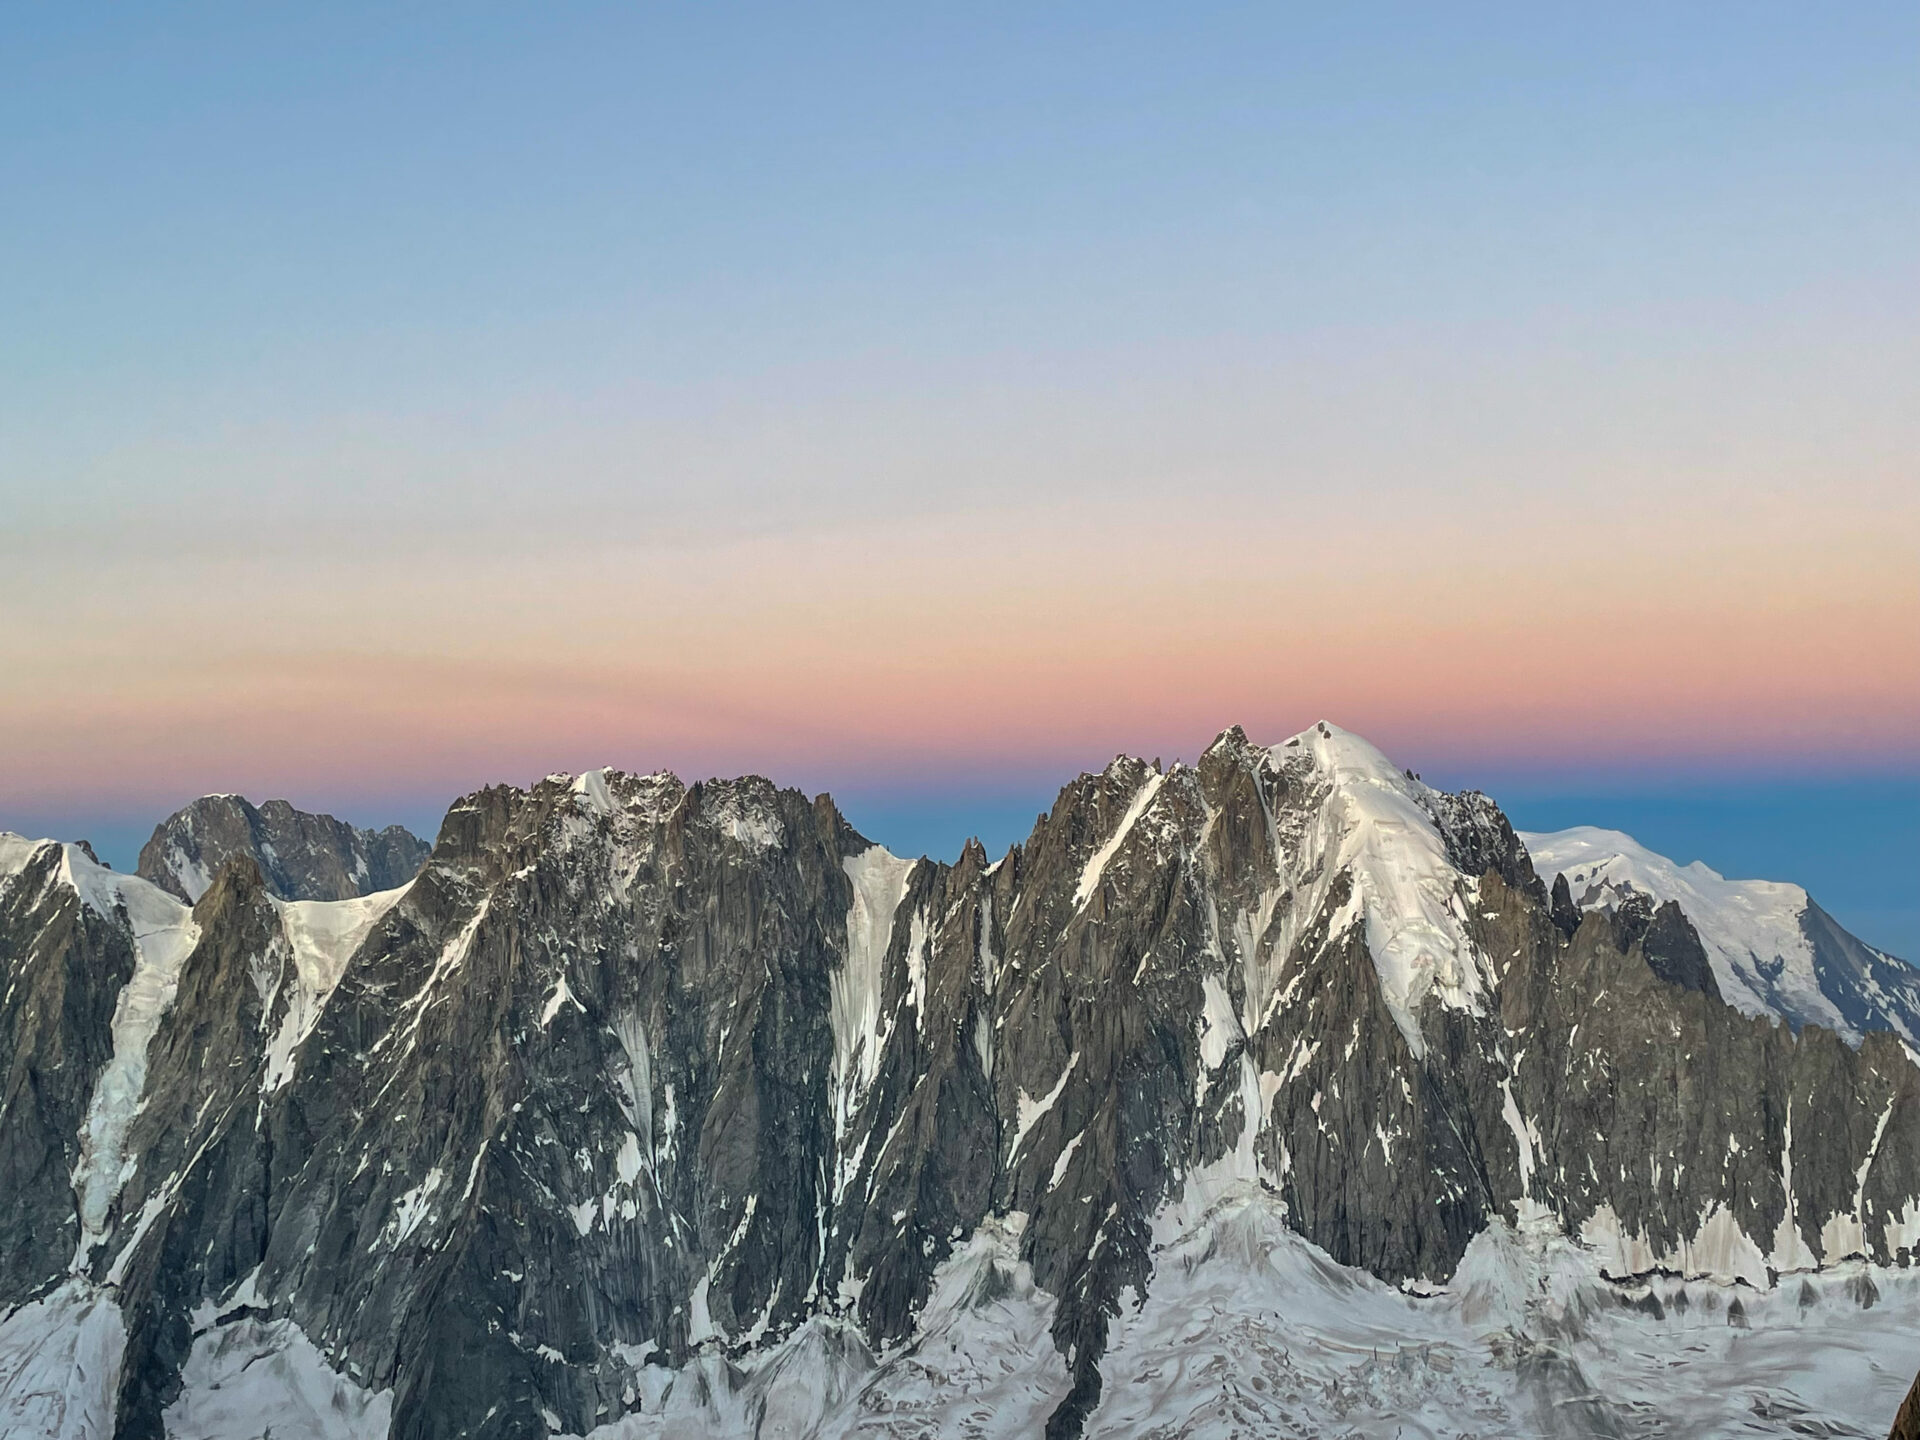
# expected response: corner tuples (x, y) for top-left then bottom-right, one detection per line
(1519, 826), (1821, 1024)
(136, 793), (430, 903)
(1521, 825), (1920, 1047)
(0, 831), (194, 938)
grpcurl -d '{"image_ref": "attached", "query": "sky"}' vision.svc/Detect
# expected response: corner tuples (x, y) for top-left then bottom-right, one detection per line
(2, 5), (1916, 953)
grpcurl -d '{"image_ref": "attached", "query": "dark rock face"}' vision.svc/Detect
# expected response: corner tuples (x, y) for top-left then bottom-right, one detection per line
(1613, 893), (1721, 999)
(0, 840), (137, 1306)
(1894, 1366), (1920, 1440)
(1420, 785), (1541, 899)
(5, 725), (1920, 1438)
(1803, 898), (1920, 1045)
(1550, 871), (1583, 940)
(1521, 825), (1920, 1048)
(136, 794), (429, 904)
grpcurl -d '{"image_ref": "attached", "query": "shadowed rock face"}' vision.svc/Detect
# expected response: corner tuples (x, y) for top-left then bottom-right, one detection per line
(5, 725), (1919, 1439)
(1893, 1368), (1920, 1440)
(136, 794), (429, 903)
(1523, 824), (1920, 1047)
(1803, 898), (1920, 1045)
(1613, 893), (1721, 999)
(0, 841), (137, 1303)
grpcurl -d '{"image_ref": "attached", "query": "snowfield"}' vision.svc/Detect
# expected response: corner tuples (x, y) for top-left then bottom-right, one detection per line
(559, 1191), (1919, 1440)
(6, 1195), (1913, 1440)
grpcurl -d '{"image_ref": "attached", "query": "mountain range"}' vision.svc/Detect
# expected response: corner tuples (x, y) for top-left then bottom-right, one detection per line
(1, 723), (1916, 1439)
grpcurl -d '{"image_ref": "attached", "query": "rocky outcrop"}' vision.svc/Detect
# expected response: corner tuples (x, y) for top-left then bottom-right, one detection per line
(135, 794), (429, 904)
(4, 725), (1918, 1439)
(1894, 1367), (1920, 1440)
(1523, 824), (1920, 1045)
(1805, 896), (1920, 1045)
(0, 839), (138, 1306)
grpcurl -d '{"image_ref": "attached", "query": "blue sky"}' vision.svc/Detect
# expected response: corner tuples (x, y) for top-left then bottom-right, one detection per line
(10, 3), (1915, 469)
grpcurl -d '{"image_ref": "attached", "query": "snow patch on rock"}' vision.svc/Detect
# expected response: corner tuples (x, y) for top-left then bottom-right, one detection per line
(832, 846), (917, 1147)
(62, 847), (200, 1259)
(1009, 1052), (1078, 1162)
(1074, 768), (1165, 910)
(164, 1312), (392, 1440)
(263, 885), (408, 1092)
(1579, 1200), (1772, 1288)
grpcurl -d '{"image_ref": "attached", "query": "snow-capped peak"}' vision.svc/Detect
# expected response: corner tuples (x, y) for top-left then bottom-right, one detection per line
(1257, 722), (1490, 1057)
(0, 831), (53, 884)
(1521, 825), (1918, 1046)
(1523, 824), (1830, 1029)
(1271, 721), (1426, 798)
(569, 767), (616, 817)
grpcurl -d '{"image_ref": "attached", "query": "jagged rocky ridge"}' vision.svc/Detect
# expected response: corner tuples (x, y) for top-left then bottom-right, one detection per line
(1525, 825), (1920, 1048)
(1, 724), (1917, 1439)
(136, 793), (430, 904)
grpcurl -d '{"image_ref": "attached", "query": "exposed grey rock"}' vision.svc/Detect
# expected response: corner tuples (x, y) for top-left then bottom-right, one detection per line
(1803, 897), (1920, 1045)
(1550, 871), (1583, 940)
(0, 840), (137, 1306)
(136, 794), (429, 904)
(4, 726), (1919, 1439)
(1521, 824), (1920, 1046)
(1612, 892), (1720, 998)
(1894, 1365), (1920, 1440)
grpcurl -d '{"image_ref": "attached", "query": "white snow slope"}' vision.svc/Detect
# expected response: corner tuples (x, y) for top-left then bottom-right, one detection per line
(0, 1283), (125, 1440)
(1521, 825), (1913, 1045)
(164, 1310), (391, 1440)
(561, 1212), (1070, 1440)
(1283, 724), (1491, 1056)
(263, 886), (409, 1092)
(0, 1279), (390, 1440)
(53, 845), (203, 1260)
(8, 1197), (1912, 1440)
(539, 1188), (1917, 1440)
(1091, 1184), (1918, 1440)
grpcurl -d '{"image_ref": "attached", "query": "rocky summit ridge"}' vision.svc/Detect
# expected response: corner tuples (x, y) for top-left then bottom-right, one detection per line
(1, 722), (1917, 1440)
(135, 793), (430, 904)
(1524, 823), (1920, 1049)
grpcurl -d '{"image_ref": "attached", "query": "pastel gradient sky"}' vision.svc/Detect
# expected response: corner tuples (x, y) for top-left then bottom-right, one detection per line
(3, 6), (1917, 950)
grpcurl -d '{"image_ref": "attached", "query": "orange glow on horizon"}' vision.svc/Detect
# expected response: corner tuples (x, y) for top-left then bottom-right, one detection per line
(5, 494), (1915, 815)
